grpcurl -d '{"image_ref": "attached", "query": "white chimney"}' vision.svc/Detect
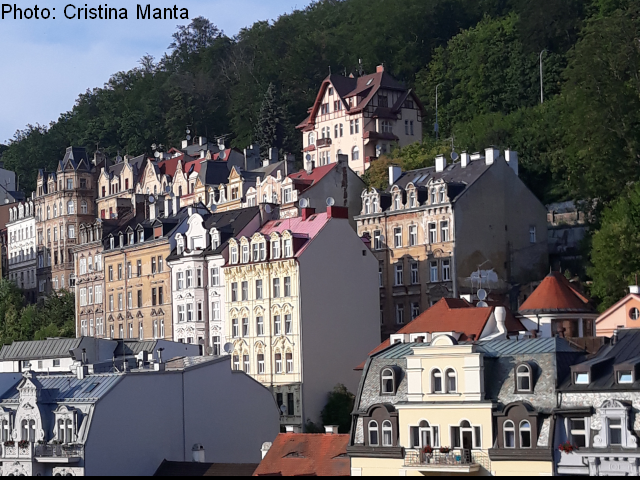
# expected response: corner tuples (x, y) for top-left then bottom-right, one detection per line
(182, 140), (189, 149)
(173, 196), (180, 216)
(198, 136), (207, 147)
(505, 149), (519, 176)
(165, 196), (171, 218)
(325, 425), (340, 435)
(261, 442), (272, 460)
(192, 444), (205, 463)
(435, 154), (447, 172)
(485, 146), (499, 165)
(630, 285), (640, 294)
(285, 425), (302, 434)
(461, 152), (470, 168)
(269, 147), (279, 165)
(149, 202), (157, 221)
(389, 165), (402, 186)
(305, 158), (313, 175)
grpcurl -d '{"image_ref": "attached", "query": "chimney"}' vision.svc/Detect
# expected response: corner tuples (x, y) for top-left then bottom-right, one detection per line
(388, 165), (402, 186)
(285, 425), (302, 434)
(173, 196), (180, 216)
(76, 365), (88, 380)
(485, 146), (499, 165)
(182, 140), (189, 150)
(81, 348), (87, 365)
(435, 154), (447, 173)
(286, 154), (295, 177)
(325, 425), (340, 435)
(157, 347), (164, 364)
(460, 151), (470, 168)
(630, 285), (640, 295)
(612, 330), (619, 345)
(495, 307), (507, 337)
(301, 207), (316, 221)
(200, 150), (206, 159)
(192, 444), (205, 463)
(261, 442), (272, 460)
(165, 196), (172, 218)
(305, 157), (314, 175)
(269, 147), (279, 165)
(376, 65), (384, 73)
(198, 136), (207, 147)
(149, 201), (158, 221)
(505, 149), (519, 176)
(188, 206), (193, 217)
(244, 144), (260, 171)
(327, 206), (348, 219)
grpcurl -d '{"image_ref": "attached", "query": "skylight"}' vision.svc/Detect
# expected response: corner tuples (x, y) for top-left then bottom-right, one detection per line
(84, 382), (100, 393)
(367, 79), (373, 86)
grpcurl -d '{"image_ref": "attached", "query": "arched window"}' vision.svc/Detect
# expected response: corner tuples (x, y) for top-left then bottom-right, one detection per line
(308, 132), (315, 146)
(352, 146), (360, 162)
(431, 369), (443, 393)
(381, 368), (395, 394)
(53, 204), (57, 217)
(368, 420), (379, 446)
(21, 419), (28, 441)
(439, 186), (446, 203)
(394, 195), (401, 210)
(81, 201), (88, 214)
(520, 420), (532, 448)
(382, 420), (393, 447)
(409, 190), (416, 208)
(372, 197), (378, 213)
(445, 368), (457, 393)
(504, 420), (515, 448)
(364, 198), (370, 215)
(67, 200), (75, 215)
(419, 420), (432, 447)
(1, 419), (9, 442)
(516, 364), (532, 392)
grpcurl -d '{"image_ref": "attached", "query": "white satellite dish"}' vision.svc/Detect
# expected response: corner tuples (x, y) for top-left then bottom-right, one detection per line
(477, 301), (489, 308)
(326, 197), (335, 207)
(477, 289), (487, 301)
(219, 150), (227, 160)
(186, 135), (192, 141)
(210, 204), (217, 213)
(205, 346), (214, 355)
(305, 154), (312, 161)
(186, 129), (191, 135)
(299, 198), (309, 208)
(154, 151), (160, 158)
(265, 205), (272, 214)
(451, 152), (459, 162)
(223, 343), (233, 354)
(148, 196), (155, 204)
(280, 405), (287, 415)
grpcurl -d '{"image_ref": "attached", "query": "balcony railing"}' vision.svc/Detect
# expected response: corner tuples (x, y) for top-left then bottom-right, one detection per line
(35, 444), (83, 458)
(316, 138), (332, 148)
(2, 442), (33, 459)
(404, 449), (490, 472)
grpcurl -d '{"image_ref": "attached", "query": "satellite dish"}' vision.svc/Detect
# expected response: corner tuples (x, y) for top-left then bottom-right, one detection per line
(305, 154), (312, 161)
(148, 196), (155, 204)
(165, 185), (171, 193)
(205, 346), (214, 355)
(451, 152), (459, 162)
(265, 205), (272, 214)
(299, 198), (309, 208)
(151, 143), (157, 150)
(223, 343), (233, 354)
(477, 289), (487, 301)
(280, 405), (287, 414)
(154, 151), (160, 158)
(186, 129), (191, 135)
(186, 135), (192, 141)
(477, 301), (489, 308)
(210, 204), (217, 213)
(326, 197), (335, 207)
(219, 150), (227, 160)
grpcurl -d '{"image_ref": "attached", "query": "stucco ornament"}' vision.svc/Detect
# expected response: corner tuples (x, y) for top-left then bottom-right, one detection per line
(14, 371), (46, 442)
(593, 399), (638, 449)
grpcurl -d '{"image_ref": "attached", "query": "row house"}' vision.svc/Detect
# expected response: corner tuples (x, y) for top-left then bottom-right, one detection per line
(297, 65), (424, 175)
(349, 324), (585, 476)
(34, 147), (99, 299)
(96, 153), (146, 220)
(0, 356), (279, 475)
(6, 200), (37, 302)
(357, 147), (548, 338)
(222, 207), (380, 429)
(166, 207), (264, 352)
(100, 198), (209, 343)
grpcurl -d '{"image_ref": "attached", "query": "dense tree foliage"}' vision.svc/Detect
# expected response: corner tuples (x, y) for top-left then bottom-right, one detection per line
(0, 280), (75, 345)
(320, 384), (355, 434)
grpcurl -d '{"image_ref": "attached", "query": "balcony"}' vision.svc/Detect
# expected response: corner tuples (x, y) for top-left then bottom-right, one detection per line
(2, 442), (33, 460)
(35, 444), (83, 463)
(316, 138), (332, 148)
(404, 449), (490, 474)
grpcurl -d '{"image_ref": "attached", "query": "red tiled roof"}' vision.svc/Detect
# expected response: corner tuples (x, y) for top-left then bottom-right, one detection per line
(288, 163), (335, 188)
(259, 212), (331, 258)
(355, 298), (524, 370)
(519, 272), (595, 314)
(253, 434), (350, 477)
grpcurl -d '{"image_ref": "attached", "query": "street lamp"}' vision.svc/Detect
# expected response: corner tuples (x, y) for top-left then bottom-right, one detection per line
(539, 50), (547, 104)
(435, 83), (444, 140)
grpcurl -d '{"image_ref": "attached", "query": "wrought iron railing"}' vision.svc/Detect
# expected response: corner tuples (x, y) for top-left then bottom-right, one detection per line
(35, 444), (83, 458)
(405, 449), (491, 470)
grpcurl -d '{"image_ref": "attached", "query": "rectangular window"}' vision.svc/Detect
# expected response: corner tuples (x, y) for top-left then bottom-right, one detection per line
(118, 293), (123, 311)
(440, 221), (450, 242)
(273, 278), (280, 298)
(109, 295), (114, 312)
(428, 223), (437, 244)
(473, 427), (482, 448)
(137, 290), (142, 308)
(411, 302), (420, 320)
(136, 260), (142, 277)
(609, 418), (622, 446)
(284, 277), (291, 297)
(152, 288), (157, 306)
(274, 315), (281, 335)
(158, 256), (163, 272)
(256, 316), (264, 336)
(409, 225), (418, 246)
(186, 304), (194, 322)
(233, 355), (239, 371)
(196, 268), (202, 288)
(212, 336), (221, 356)
(258, 354), (265, 374)
(95, 286), (102, 304)
(211, 267), (220, 286)
(285, 314), (292, 334)
(241, 281), (248, 301)
(410, 262), (419, 285)
(256, 279), (263, 299)
(430, 261), (438, 283)
(530, 226), (537, 244)
(394, 227), (402, 248)
(151, 257), (156, 274)
(158, 287), (163, 305)
(186, 270), (193, 288)
(243, 355), (250, 373)
(178, 305), (185, 323)
(127, 291), (133, 309)
(442, 259), (451, 282)
(394, 264), (403, 286)
(231, 283), (238, 302)
(242, 317), (249, 337)
(286, 353), (293, 373)
(395, 304), (404, 325)
(232, 319), (239, 338)
(212, 301), (220, 321)
(379, 262), (384, 287)
(569, 418), (587, 448)
(108, 265), (113, 282)
(117, 263), (122, 280)
(373, 230), (382, 250)
(275, 353), (282, 374)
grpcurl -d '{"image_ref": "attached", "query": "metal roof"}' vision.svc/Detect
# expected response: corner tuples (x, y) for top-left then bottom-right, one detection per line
(476, 337), (583, 357)
(0, 338), (85, 361)
(374, 342), (422, 360)
(0, 374), (123, 404)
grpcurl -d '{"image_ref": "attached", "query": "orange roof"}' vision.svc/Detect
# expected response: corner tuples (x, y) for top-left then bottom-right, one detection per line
(355, 298), (524, 370)
(519, 272), (595, 314)
(254, 433), (350, 477)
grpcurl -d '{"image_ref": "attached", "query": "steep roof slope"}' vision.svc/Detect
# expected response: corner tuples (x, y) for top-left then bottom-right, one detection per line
(519, 272), (594, 315)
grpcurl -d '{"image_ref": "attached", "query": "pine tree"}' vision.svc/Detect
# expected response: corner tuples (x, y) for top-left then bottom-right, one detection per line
(253, 83), (288, 162)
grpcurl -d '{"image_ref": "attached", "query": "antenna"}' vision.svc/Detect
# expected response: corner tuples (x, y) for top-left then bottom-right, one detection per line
(299, 198), (309, 208)
(148, 195), (155, 204)
(326, 197), (335, 207)
(477, 289), (487, 301)
(219, 150), (226, 160)
(223, 343), (233, 354)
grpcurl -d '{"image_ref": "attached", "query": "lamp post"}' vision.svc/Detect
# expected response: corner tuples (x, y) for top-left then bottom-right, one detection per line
(539, 50), (547, 104)
(435, 83), (444, 140)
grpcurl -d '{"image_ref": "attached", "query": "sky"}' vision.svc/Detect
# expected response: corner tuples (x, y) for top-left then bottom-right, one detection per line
(0, 0), (311, 143)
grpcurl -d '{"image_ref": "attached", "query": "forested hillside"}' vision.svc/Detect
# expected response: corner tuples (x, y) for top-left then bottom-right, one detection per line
(3, 0), (640, 308)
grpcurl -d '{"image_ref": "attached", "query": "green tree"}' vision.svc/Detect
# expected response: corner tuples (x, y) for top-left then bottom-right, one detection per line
(253, 83), (289, 160)
(590, 183), (640, 310)
(320, 384), (355, 434)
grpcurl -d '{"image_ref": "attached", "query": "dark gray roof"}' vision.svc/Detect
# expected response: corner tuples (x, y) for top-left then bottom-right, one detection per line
(0, 338), (85, 361)
(198, 160), (231, 186)
(0, 373), (123, 403)
(476, 337), (584, 357)
(114, 340), (160, 357)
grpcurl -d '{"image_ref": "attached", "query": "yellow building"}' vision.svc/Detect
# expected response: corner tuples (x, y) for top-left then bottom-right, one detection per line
(96, 154), (146, 220)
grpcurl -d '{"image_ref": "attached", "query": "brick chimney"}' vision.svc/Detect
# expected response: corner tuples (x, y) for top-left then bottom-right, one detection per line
(325, 425), (340, 435)
(376, 65), (384, 73)
(327, 206), (348, 219)
(301, 207), (316, 221)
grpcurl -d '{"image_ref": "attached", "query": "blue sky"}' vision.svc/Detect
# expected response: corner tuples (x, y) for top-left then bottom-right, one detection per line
(0, 0), (311, 143)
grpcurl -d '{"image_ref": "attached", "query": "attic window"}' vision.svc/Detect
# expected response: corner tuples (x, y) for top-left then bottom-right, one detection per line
(367, 79), (373, 86)
(274, 222), (282, 227)
(84, 382), (100, 393)
(630, 308), (640, 321)
(574, 372), (590, 385)
(308, 215), (317, 221)
(618, 371), (634, 384)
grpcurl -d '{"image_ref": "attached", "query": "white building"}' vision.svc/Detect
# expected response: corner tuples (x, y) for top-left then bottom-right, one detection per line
(167, 207), (265, 351)
(6, 200), (37, 302)
(0, 355), (279, 476)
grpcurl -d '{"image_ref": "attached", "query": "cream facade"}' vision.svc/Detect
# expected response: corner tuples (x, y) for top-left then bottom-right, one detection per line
(6, 201), (37, 302)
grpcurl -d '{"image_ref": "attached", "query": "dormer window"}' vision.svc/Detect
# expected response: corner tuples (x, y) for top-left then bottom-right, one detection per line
(504, 420), (515, 448)
(364, 198), (370, 214)
(381, 368), (396, 395)
(409, 191), (416, 208)
(242, 244), (249, 263)
(109, 237), (115, 250)
(211, 229), (220, 249)
(394, 195), (401, 210)
(177, 235), (184, 255)
(252, 243), (260, 262)
(574, 372), (590, 385)
(119, 233), (124, 248)
(431, 188), (437, 204)
(128, 232), (134, 245)
(439, 186), (446, 203)
(445, 368), (457, 393)
(516, 364), (533, 392)
(230, 246), (238, 264)
(284, 239), (292, 258)
(618, 370), (634, 384)
(259, 242), (266, 261)
(272, 241), (280, 259)
(372, 197), (378, 213)
(138, 230), (144, 243)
